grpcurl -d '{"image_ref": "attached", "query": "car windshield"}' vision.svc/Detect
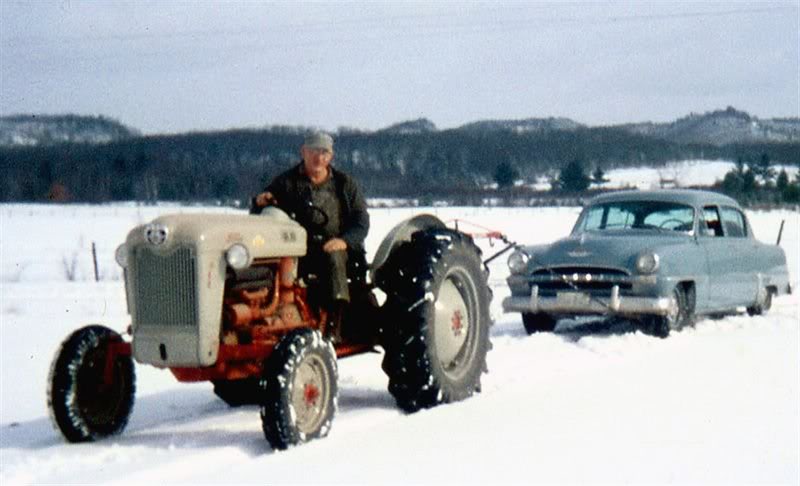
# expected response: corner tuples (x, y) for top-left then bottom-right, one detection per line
(574, 200), (695, 234)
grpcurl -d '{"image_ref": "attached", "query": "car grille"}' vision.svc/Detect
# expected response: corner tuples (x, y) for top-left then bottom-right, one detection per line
(531, 266), (632, 295)
(132, 245), (198, 327)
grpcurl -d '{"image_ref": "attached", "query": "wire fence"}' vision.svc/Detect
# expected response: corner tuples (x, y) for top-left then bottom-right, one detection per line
(2, 241), (123, 283)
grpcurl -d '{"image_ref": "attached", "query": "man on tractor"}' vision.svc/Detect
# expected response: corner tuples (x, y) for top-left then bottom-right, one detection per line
(50, 139), (492, 447)
(251, 132), (370, 342)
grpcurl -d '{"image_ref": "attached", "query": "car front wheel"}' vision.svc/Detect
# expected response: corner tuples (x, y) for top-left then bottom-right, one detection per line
(522, 312), (557, 334)
(641, 285), (694, 338)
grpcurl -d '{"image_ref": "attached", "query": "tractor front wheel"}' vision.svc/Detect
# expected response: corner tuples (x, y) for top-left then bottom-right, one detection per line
(48, 325), (135, 442)
(260, 329), (338, 450)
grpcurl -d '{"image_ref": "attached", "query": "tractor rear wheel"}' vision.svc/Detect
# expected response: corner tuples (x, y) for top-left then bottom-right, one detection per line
(377, 228), (492, 412)
(48, 325), (135, 442)
(260, 329), (338, 450)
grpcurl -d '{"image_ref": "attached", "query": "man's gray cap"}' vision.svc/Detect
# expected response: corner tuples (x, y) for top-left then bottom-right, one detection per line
(303, 132), (334, 152)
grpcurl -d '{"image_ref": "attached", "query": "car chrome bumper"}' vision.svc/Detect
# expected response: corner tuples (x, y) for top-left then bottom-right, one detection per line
(502, 285), (676, 316)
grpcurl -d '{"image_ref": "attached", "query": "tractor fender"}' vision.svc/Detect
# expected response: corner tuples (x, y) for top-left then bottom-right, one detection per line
(370, 214), (446, 283)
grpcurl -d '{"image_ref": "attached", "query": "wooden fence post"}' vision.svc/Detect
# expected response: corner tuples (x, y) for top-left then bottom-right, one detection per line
(92, 242), (99, 282)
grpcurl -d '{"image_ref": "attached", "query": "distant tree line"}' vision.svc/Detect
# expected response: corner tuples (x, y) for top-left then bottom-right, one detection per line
(715, 153), (800, 205)
(1, 126), (798, 205)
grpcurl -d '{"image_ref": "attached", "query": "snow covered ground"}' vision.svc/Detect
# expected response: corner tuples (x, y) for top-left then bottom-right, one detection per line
(1, 200), (798, 484)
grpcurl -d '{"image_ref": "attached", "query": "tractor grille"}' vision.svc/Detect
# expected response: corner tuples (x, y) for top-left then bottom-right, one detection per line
(132, 245), (198, 327)
(531, 267), (632, 295)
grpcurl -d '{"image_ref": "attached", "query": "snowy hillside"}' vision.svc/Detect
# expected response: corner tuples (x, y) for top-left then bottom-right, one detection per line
(621, 107), (800, 145)
(1, 203), (798, 484)
(0, 115), (137, 146)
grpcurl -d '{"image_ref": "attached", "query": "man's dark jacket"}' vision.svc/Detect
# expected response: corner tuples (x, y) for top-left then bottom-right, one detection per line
(264, 163), (370, 252)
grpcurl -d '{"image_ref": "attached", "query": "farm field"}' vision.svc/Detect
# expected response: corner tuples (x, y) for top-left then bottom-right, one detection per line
(1, 202), (798, 484)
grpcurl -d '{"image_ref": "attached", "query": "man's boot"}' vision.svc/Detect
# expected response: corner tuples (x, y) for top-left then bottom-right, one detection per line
(326, 299), (347, 344)
(324, 251), (350, 344)
(328, 251), (350, 303)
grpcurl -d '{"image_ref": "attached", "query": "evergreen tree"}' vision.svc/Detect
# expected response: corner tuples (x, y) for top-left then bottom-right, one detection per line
(721, 171), (743, 194)
(776, 169), (789, 192)
(557, 159), (591, 192)
(783, 181), (800, 203)
(591, 166), (610, 185)
(752, 153), (775, 185)
(742, 168), (757, 194)
(494, 161), (519, 188)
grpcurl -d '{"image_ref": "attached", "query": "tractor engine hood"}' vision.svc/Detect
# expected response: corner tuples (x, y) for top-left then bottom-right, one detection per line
(125, 209), (307, 260)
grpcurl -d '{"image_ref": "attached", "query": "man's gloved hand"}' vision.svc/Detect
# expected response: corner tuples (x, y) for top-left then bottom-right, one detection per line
(254, 192), (276, 207)
(323, 238), (347, 253)
(250, 192), (277, 215)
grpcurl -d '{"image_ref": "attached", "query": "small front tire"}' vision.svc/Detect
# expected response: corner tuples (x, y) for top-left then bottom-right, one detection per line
(260, 329), (338, 450)
(48, 325), (135, 442)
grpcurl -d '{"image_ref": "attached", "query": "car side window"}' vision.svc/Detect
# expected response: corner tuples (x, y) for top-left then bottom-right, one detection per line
(719, 206), (747, 238)
(702, 206), (724, 237)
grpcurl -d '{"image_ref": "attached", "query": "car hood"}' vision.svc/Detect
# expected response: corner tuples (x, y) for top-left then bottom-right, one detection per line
(530, 230), (690, 272)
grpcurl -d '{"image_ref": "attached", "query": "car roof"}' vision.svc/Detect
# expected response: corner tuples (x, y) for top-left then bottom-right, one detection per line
(586, 189), (741, 208)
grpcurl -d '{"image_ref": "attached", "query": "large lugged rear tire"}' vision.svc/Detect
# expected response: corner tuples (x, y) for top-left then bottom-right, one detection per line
(377, 228), (492, 413)
(260, 329), (338, 450)
(48, 325), (135, 442)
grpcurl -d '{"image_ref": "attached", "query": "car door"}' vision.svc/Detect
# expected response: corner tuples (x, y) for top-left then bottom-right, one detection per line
(718, 206), (759, 306)
(698, 205), (735, 310)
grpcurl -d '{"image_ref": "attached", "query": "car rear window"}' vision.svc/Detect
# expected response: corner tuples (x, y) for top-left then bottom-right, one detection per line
(575, 201), (695, 233)
(719, 206), (748, 238)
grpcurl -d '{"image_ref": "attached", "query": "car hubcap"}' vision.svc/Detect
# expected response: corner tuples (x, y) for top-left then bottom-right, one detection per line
(667, 289), (682, 330)
(758, 287), (770, 308)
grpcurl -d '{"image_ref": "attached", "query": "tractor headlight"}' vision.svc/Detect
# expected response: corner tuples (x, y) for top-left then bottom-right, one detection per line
(115, 243), (128, 268)
(226, 243), (251, 270)
(507, 250), (530, 274)
(636, 252), (660, 274)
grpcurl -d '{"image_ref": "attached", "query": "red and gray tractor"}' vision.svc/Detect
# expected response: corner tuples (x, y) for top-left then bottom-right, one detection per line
(48, 208), (495, 449)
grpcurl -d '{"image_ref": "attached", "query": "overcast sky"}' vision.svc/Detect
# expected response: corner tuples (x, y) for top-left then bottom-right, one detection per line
(1, 1), (797, 134)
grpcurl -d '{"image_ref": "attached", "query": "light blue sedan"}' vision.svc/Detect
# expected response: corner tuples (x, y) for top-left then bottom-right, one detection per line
(502, 189), (792, 337)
